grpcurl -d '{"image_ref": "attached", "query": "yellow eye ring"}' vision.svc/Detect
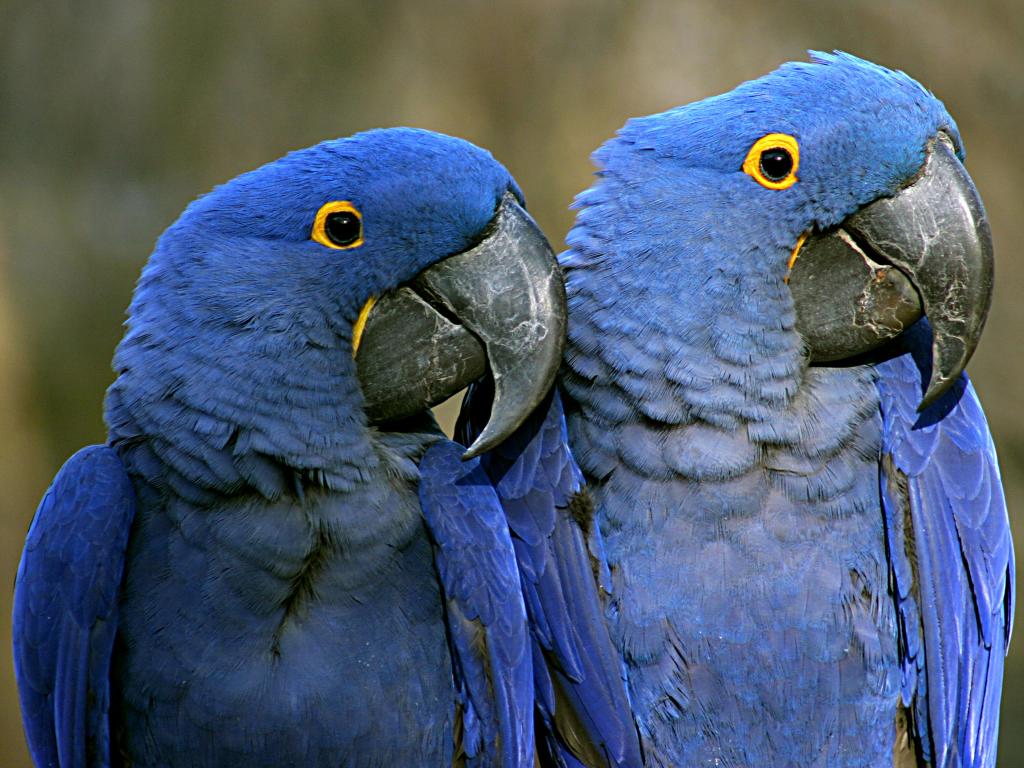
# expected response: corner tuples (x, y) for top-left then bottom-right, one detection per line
(742, 133), (800, 190)
(312, 201), (364, 249)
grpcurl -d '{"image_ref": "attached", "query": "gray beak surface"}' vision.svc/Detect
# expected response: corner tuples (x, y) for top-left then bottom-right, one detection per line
(355, 192), (567, 458)
(790, 134), (994, 409)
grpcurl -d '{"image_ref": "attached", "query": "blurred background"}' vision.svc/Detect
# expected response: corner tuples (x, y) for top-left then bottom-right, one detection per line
(1, 0), (1021, 764)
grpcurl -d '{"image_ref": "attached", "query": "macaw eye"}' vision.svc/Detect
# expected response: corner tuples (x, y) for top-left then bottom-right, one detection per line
(759, 149), (793, 182)
(312, 201), (364, 249)
(743, 133), (800, 190)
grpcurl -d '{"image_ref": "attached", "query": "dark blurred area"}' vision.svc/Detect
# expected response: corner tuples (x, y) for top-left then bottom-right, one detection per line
(1, 1), (1021, 764)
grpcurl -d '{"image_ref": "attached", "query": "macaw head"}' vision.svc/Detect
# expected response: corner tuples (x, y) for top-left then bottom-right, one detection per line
(112, 128), (565, 469)
(568, 52), (991, 409)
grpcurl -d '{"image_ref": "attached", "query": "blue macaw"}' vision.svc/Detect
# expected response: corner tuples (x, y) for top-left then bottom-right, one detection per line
(12, 127), (572, 767)
(545, 53), (1014, 767)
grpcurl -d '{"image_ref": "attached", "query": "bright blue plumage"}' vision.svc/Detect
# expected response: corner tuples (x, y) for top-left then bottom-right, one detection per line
(877, 322), (1012, 767)
(13, 128), (541, 767)
(13, 447), (134, 767)
(458, 385), (642, 766)
(418, 440), (534, 766)
(550, 53), (1013, 766)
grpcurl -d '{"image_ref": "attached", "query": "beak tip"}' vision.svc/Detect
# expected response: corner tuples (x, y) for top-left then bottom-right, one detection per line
(459, 387), (539, 460)
(917, 371), (955, 412)
(460, 428), (501, 461)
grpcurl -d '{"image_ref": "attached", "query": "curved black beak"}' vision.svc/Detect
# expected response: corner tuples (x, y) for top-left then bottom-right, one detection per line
(790, 134), (993, 409)
(355, 192), (567, 458)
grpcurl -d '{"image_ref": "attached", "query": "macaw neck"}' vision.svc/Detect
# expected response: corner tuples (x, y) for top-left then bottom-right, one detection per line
(561, 222), (807, 431)
(105, 310), (379, 502)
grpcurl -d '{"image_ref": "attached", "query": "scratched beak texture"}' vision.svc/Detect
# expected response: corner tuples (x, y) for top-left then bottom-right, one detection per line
(356, 192), (567, 458)
(790, 134), (994, 409)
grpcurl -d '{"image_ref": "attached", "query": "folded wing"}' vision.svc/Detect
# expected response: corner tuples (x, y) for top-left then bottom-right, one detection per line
(878, 324), (1013, 768)
(419, 440), (535, 768)
(13, 445), (136, 768)
(458, 383), (642, 767)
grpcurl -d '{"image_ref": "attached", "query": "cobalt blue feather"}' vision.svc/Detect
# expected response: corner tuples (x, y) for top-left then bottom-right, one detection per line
(458, 384), (642, 767)
(13, 128), (537, 767)
(418, 440), (534, 767)
(555, 52), (1012, 767)
(878, 323), (1013, 767)
(13, 446), (135, 768)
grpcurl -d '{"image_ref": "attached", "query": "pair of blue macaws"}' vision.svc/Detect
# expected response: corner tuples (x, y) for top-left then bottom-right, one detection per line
(14, 52), (1013, 767)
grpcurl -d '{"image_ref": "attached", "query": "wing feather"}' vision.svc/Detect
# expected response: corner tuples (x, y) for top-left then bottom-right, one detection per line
(419, 440), (534, 768)
(458, 383), (642, 767)
(13, 445), (136, 768)
(877, 325), (1013, 768)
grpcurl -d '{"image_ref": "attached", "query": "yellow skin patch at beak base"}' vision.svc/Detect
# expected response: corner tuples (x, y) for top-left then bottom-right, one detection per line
(351, 296), (377, 357)
(784, 231), (809, 284)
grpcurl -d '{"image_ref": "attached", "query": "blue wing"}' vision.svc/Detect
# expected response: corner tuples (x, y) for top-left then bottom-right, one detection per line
(877, 324), (1014, 768)
(13, 445), (136, 768)
(418, 440), (534, 768)
(457, 383), (642, 767)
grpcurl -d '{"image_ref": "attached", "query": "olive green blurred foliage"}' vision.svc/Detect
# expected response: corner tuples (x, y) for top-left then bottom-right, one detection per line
(1, 1), (1021, 765)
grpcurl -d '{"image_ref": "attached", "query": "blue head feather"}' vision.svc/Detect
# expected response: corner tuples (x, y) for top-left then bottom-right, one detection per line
(605, 51), (957, 231)
(156, 127), (520, 331)
(106, 128), (519, 496)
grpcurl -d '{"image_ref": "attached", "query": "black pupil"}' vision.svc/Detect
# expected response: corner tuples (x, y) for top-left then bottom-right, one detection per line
(324, 211), (361, 246)
(759, 148), (793, 182)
